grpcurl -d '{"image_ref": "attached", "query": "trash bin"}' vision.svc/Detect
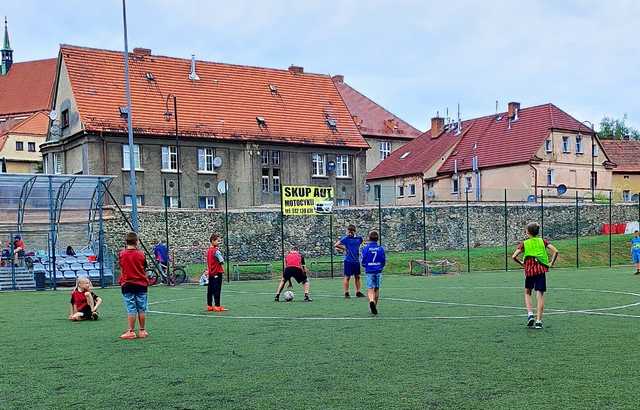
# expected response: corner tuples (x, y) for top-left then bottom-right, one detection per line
(34, 271), (46, 291)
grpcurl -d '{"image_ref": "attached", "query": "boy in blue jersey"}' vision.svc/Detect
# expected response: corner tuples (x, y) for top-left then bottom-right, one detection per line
(334, 224), (365, 298)
(631, 231), (640, 275)
(361, 231), (385, 315)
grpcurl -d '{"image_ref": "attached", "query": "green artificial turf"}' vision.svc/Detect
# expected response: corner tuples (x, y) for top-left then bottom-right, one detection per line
(1, 267), (640, 409)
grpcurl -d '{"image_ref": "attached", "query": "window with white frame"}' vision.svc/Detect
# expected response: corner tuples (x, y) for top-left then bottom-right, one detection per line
(592, 143), (599, 157)
(197, 148), (215, 172)
(272, 168), (280, 193)
(261, 168), (270, 192)
(336, 198), (351, 207)
(575, 136), (583, 154)
(162, 146), (178, 171)
(452, 177), (459, 194)
(271, 150), (280, 166)
(547, 169), (555, 186)
(409, 184), (416, 196)
(397, 185), (405, 198)
(28, 142), (36, 152)
(312, 153), (326, 177)
(545, 138), (552, 153)
(379, 141), (391, 160)
(53, 152), (63, 174)
(165, 196), (179, 208)
(562, 136), (570, 153)
(623, 190), (631, 202)
(336, 155), (350, 178)
(465, 176), (473, 192)
(124, 195), (143, 206)
(199, 196), (216, 209)
(122, 144), (141, 170)
(261, 149), (269, 166)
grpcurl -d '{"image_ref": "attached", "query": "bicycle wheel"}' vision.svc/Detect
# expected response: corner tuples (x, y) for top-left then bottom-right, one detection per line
(173, 266), (188, 284)
(146, 269), (159, 286)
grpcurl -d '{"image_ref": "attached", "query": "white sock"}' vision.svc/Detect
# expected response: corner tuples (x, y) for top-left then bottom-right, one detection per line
(528, 311), (533, 316)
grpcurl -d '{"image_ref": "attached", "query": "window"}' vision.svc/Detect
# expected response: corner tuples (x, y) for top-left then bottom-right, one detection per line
(547, 169), (555, 186)
(336, 155), (350, 178)
(199, 196), (216, 209)
(409, 184), (416, 196)
(271, 151), (280, 166)
(575, 136), (583, 154)
(272, 168), (280, 193)
(261, 149), (269, 166)
(28, 142), (36, 152)
(162, 146), (178, 171)
(397, 185), (405, 198)
(312, 153), (326, 177)
(592, 144), (599, 157)
(591, 171), (598, 189)
(61, 109), (69, 129)
(562, 136), (570, 153)
(545, 138), (552, 153)
(15, 141), (23, 151)
(452, 177), (459, 194)
(336, 199), (351, 207)
(374, 185), (381, 201)
(623, 190), (631, 202)
(165, 196), (179, 208)
(198, 148), (215, 172)
(400, 151), (411, 159)
(379, 141), (391, 160)
(122, 144), (141, 170)
(261, 168), (270, 192)
(53, 152), (63, 174)
(465, 176), (473, 192)
(123, 195), (143, 206)
(624, 175), (630, 180)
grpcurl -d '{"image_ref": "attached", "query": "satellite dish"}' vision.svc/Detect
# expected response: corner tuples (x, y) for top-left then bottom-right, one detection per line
(48, 110), (57, 121)
(365, 184), (371, 192)
(557, 184), (567, 195)
(426, 190), (436, 199)
(217, 180), (228, 195)
(327, 160), (336, 172)
(527, 195), (537, 203)
(213, 156), (223, 168)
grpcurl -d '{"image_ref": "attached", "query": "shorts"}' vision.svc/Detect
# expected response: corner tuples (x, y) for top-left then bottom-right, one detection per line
(78, 306), (98, 321)
(122, 291), (148, 315)
(283, 267), (307, 284)
(632, 251), (640, 264)
(366, 273), (381, 289)
(343, 261), (360, 277)
(525, 274), (546, 293)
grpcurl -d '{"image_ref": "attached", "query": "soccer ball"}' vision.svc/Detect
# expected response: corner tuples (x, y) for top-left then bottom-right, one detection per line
(283, 290), (295, 302)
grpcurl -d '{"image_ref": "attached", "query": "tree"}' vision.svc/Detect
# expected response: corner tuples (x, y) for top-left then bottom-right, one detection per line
(598, 114), (640, 140)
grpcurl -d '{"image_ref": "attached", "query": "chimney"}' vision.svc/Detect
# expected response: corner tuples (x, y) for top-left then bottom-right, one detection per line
(189, 54), (200, 81)
(132, 47), (151, 56)
(507, 102), (520, 119)
(332, 74), (344, 83)
(431, 117), (445, 136)
(288, 65), (304, 74)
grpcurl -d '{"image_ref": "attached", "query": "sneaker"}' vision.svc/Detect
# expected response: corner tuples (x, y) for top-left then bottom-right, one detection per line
(344, 292), (350, 298)
(635, 271), (640, 275)
(138, 329), (149, 339)
(207, 306), (215, 312)
(274, 295), (280, 302)
(214, 306), (228, 312)
(356, 291), (365, 298)
(369, 301), (378, 315)
(534, 321), (543, 329)
(527, 315), (535, 327)
(119, 330), (137, 340)
(304, 296), (313, 302)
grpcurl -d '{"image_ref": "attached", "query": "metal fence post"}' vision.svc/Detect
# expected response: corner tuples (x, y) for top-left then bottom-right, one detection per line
(504, 189), (508, 271)
(465, 190), (470, 273)
(224, 190), (230, 283)
(48, 175), (57, 290)
(609, 191), (612, 267)
(378, 190), (382, 245)
(575, 191), (579, 269)
(329, 213), (334, 279)
(280, 189), (285, 273)
(540, 190), (544, 238)
(422, 180), (427, 273)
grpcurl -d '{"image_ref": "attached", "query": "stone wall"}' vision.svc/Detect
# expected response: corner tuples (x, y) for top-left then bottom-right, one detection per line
(103, 202), (640, 265)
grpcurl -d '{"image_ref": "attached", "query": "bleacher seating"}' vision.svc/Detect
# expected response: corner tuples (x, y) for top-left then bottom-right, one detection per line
(37, 249), (114, 286)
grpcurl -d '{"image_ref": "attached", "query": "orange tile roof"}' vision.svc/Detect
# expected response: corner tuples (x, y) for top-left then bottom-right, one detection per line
(0, 58), (57, 116)
(601, 140), (640, 173)
(0, 135), (6, 151)
(3, 111), (49, 136)
(333, 77), (421, 140)
(59, 45), (368, 149)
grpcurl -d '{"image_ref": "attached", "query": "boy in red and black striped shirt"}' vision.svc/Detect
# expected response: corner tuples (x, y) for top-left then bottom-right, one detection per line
(512, 222), (558, 329)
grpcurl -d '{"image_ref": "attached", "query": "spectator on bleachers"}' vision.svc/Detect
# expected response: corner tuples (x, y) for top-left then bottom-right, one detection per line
(66, 246), (76, 257)
(13, 236), (25, 266)
(1, 241), (10, 267)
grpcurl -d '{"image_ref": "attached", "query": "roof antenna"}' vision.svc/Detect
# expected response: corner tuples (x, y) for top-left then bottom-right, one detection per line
(189, 54), (200, 81)
(456, 103), (462, 135)
(495, 100), (498, 115)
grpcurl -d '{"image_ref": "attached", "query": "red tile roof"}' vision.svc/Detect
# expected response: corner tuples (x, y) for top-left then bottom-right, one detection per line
(4, 111), (49, 135)
(0, 58), (57, 116)
(600, 140), (640, 172)
(368, 103), (598, 181)
(333, 77), (421, 140)
(438, 104), (594, 174)
(59, 45), (368, 149)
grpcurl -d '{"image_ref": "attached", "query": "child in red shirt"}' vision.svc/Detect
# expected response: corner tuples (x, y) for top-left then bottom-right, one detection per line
(206, 234), (226, 312)
(68, 276), (102, 321)
(118, 232), (149, 339)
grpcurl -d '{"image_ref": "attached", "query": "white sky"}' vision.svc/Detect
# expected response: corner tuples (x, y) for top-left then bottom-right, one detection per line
(4, 0), (639, 130)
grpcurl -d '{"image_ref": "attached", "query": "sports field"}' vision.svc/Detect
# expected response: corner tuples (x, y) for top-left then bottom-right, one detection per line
(2, 267), (639, 409)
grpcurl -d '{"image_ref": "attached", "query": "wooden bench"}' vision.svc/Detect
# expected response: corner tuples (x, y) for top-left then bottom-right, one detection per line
(231, 262), (273, 280)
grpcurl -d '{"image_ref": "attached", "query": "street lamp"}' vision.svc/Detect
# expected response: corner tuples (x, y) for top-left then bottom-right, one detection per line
(164, 94), (181, 208)
(578, 120), (596, 202)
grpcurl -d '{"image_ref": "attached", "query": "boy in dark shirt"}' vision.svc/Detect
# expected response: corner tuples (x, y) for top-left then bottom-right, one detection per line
(118, 232), (149, 339)
(335, 224), (365, 298)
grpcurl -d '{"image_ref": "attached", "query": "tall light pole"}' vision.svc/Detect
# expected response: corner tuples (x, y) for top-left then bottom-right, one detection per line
(579, 120), (596, 202)
(164, 94), (181, 208)
(122, 0), (138, 230)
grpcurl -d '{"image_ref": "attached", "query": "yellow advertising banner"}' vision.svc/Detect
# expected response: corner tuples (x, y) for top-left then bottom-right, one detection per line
(282, 185), (334, 215)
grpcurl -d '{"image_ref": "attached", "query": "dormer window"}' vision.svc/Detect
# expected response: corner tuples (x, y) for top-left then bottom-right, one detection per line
(326, 118), (337, 131)
(256, 116), (267, 128)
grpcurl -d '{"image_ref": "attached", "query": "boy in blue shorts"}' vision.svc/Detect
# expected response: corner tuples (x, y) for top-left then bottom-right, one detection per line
(631, 230), (640, 275)
(334, 224), (364, 298)
(361, 231), (385, 315)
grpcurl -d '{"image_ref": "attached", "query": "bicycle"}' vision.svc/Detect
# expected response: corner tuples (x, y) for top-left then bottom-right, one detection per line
(146, 260), (188, 286)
